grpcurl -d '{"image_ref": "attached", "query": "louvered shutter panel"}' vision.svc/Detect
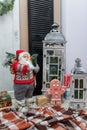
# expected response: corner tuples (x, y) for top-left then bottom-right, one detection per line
(28, 0), (53, 95)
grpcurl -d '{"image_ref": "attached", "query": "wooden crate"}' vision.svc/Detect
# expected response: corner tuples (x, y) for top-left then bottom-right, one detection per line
(36, 95), (49, 107)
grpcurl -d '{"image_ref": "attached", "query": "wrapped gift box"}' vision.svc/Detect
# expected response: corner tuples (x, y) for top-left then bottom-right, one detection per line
(36, 95), (49, 107)
(0, 91), (12, 108)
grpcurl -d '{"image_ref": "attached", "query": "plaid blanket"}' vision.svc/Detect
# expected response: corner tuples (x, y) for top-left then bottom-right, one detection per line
(0, 106), (87, 130)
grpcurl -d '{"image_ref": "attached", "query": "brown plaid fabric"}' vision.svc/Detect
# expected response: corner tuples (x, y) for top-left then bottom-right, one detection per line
(0, 106), (87, 130)
(0, 111), (33, 130)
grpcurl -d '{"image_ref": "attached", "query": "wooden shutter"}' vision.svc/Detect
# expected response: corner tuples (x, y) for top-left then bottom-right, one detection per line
(28, 0), (53, 95)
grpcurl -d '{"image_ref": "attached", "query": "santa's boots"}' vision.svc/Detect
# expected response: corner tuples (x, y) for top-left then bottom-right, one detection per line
(25, 97), (37, 108)
(15, 100), (28, 114)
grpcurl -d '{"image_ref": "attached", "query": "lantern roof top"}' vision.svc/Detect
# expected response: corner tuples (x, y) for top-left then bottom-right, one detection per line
(44, 23), (66, 43)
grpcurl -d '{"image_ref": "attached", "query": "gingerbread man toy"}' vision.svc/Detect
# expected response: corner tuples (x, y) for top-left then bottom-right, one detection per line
(46, 79), (67, 106)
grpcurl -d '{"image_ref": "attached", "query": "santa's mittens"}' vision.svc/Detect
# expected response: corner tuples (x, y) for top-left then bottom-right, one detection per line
(22, 65), (28, 74)
(34, 64), (40, 73)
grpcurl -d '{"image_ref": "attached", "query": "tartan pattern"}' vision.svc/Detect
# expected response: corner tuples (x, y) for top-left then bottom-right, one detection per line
(0, 106), (87, 130)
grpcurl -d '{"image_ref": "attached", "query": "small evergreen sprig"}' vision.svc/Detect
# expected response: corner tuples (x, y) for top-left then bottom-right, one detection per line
(0, 0), (15, 16)
(3, 52), (16, 67)
(31, 54), (38, 66)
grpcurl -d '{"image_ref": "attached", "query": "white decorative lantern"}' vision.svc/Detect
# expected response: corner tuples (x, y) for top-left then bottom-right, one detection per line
(70, 58), (87, 109)
(42, 23), (66, 94)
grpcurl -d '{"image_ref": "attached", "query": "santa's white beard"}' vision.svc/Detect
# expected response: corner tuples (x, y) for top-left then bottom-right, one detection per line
(19, 57), (35, 69)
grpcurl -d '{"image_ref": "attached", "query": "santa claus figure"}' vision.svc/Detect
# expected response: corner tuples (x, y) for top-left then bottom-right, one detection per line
(11, 50), (39, 113)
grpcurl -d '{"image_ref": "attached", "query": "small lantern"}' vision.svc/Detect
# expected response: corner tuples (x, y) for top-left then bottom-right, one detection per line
(42, 23), (66, 94)
(70, 58), (87, 109)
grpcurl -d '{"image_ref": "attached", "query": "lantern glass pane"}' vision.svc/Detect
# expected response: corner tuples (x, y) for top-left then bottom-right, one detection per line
(74, 90), (78, 99)
(46, 71), (48, 82)
(79, 90), (83, 99)
(47, 50), (54, 55)
(80, 79), (83, 88)
(59, 58), (62, 69)
(50, 65), (58, 74)
(75, 79), (78, 88)
(50, 57), (58, 63)
(46, 83), (50, 88)
(49, 76), (57, 81)
(46, 57), (49, 64)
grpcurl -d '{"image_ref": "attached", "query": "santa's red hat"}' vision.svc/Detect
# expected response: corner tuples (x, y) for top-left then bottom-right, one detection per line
(16, 50), (30, 60)
(16, 50), (25, 56)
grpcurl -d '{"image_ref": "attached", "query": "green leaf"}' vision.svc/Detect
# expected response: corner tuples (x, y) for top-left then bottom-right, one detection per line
(3, 52), (16, 67)
(31, 54), (38, 66)
(0, 0), (15, 16)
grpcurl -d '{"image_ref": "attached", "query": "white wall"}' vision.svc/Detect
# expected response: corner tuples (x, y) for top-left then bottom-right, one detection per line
(0, 0), (20, 94)
(61, 0), (87, 74)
